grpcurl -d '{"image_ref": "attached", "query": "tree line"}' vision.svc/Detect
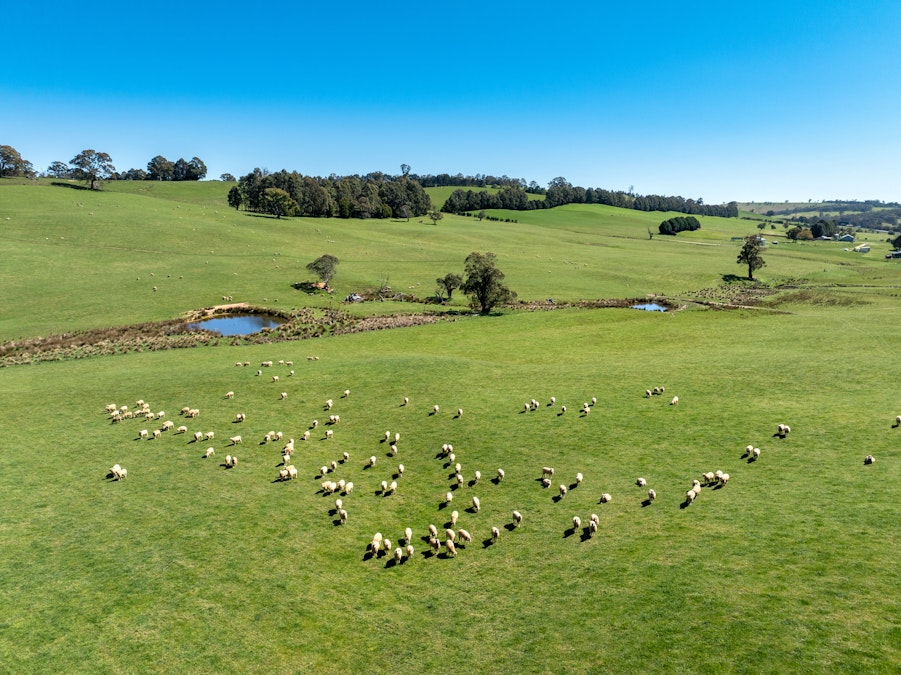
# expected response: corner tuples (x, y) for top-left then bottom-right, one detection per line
(228, 169), (432, 219)
(440, 176), (739, 218)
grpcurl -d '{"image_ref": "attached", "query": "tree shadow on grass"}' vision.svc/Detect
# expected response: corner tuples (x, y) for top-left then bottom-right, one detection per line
(50, 181), (91, 190)
(721, 274), (745, 283)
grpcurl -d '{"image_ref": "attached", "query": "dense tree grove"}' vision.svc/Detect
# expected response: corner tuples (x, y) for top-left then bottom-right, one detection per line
(230, 169), (432, 219)
(461, 251), (516, 313)
(440, 176), (738, 218)
(141, 155), (207, 181)
(0, 145), (36, 178)
(658, 215), (701, 235)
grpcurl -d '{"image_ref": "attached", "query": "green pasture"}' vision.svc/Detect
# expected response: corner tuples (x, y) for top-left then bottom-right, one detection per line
(1, 179), (899, 672)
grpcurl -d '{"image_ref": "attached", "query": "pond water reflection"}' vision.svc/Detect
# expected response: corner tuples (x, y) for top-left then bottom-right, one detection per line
(187, 314), (283, 336)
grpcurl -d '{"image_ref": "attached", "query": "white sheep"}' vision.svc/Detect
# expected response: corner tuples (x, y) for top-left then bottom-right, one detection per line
(287, 466), (298, 479)
(457, 408), (463, 417)
(371, 539), (381, 556)
(343, 451), (350, 462)
(339, 509), (347, 523)
(472, 496), (480, 512)
(559, 484), (568, 498)
(280, 392), (288, 400)
(344, 482), (354, 494)
(394, 432), (400, 443)
(225, 391), (234, 399)
(390, 444), (398, 456)
(334, 498), (343, 511)
(645, 389), (652, 398)
(229, 435), (242, 445)
(235, 413), (246, 423)
(152, 429), (161, 439)
(343, 389), (350, 398)
(325, 429), (334, 439)
(445, 491), (453, 504)
(590, 513), (599, 525)
(497, 468), (505, 481)
(636, 477), (647, 487)
(895, 415), (901, 426)
(445, 539), (457, 557)
(456, 473), (464, 486)
(225, 454), (232, 466)
(719, 473), (730, 486)
(404, 527), (413, 544)
(176, 425), (187, 434)
(116, 467), (128, 480)
(454, 462), (462, 474)
(140, 429), (149, 439)
(161, 420), (174, 431)
(561, 405), (567, 414)
(670, 396), (679, 405)
(444, 528), (456, 542)
(429, 537), (441, 555)
(288, 370), (294, 377)
(337, 479), (345, 491)
(155, 411), (165, 419)
(330, 460), (338, 471)
(433, 404), (440, 414)
(864, 455), (876, 465)
(600, 493), (612, 503)
(550, 396), (556, 405)
(272, 375), (279, 383)
(312, 419), (319, 428)
(491, 526), (500, 542)
(572, 516), (582, 531)
(278, 468), (289, 480)
(588, 520), (598, 537)
(429, 524), (439, 539)
(685, 489), (697, 503)
(753, 447), (761, 459)
(205, 431), (214, 441)
(384, 538), (392, 553)
(393, 547), (403, 563)
(451, 510), (459, 526)
(302, 430), (311, 441)
(405, 544), (414, 559)
(591, 397), (597, 406)
(325, 399), (333, 409)
(205, 447), (215, 458)
(397, 464), (404, 476)
(456, 529), (472, 544)
(647, 489), (656, 502)
(512, 510), (523, 527)
(473, 470), (481, 484)
(576, 472), (583, 485)
(384, 430), (391, 441)
(369, 455), (377, 467)
(542, 466), (555, 478)
(388, 481), (397, 494)
(322, 466), (331, 477)
(403, 396), (409, 406)
(702, 471), (715, 484)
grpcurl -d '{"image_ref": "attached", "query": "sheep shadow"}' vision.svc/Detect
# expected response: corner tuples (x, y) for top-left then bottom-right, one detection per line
(491, 477), (501, 485)
(680, 500), (692, 509)
(363, 464), (373, 470)
(332, 519), (342, 527)
(392, 472), (402, 479)
(713, 484), (725, 490)
(534, 477), (547, 485)
(641, 499), (653, 508)
(552, 495), (563, 503)
(747, 456), (757, 464)
(449, 483), (459, 491)
(434, 452), (445, 460)
(557, 411), (565, 417)
(563, 527), (576, 538)
(580, 528), (593, 542)
(569, 482), (579, 490)
(468, 479), (478, 488)
(438, 502), (448, 510)
(504, 523), (517, 532)
(423, 549), (437, 559)
(362, 551), (374, 562)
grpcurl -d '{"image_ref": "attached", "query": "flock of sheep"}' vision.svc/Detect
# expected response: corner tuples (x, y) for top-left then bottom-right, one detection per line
(101, 363), (892, 564)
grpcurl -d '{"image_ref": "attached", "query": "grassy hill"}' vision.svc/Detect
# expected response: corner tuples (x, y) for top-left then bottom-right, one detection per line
(1, 178), (899, 672)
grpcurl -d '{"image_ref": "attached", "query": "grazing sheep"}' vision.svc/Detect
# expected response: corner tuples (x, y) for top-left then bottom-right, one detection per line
(473, 470), (481, 484)
(278, 468), (289, 480)
(559, 484), (568, 498)
(600, 493), (612, 503)
(456, 473), (464, 486)
(429, 524), (439, 539)
(140, 429), (149, 440)
(343, 389), (350, 398)
(325, 399), (333, 409)
(575, 472), (583, 485)
(205, 431), (214, 441)
(225, 454), (232, 466)
(647, 489), (656, 502)
(542, 467), (555, 478)
(256, 370), (262, 376)
(550, 396), (556, 405)
(205, 447), (215, 458)
(457, 408), (463, 417)
(388, 481), (397, 494)
(541, 478), (552, 488)
(338, 509), (347, 523)
(235, 413), (246, 423)
(330, 460), (338, 471)
(491, 526), (500, 542)
(322, 481), (336, 494)
(393, 547), (403, 563)
(161, 421), (174, 431)
(645, 389), (652, 398)
(429, 537), (441, 555)
(451, 510), (459, 526)
(337, 479), (345, 491)
(323, 466), (331, 478)
(524, 402), (531, 413)
(588, 520), (598, 537)
(456, 529), (472, 544)
(109, 464), (123, 478)
(176, 425), (187, 434)
(572, 516), (581, 531)
(445, 491), (453, 504)
(685, 488), (697, 503)
(405, 544), (414, 559)
(561, 405), (566, 414)
(155, 411), (165, 419)
(312, 420), (319, 428)
(864, 455), (876, 465)
(371, 539), (381, 556)
(394, 432), (400, 443)
(152, 429), (162, 439)
(512, 510), (523, 527)
(369, 455), (377, 467)
(719, 473), (730, 486)
(590, 513), (599, 525)
(702, 472), (716, 485)
(345, 482), (354, 494)
(343, 451), (350, 462)
(433, 404), (440, 414)
(448, 453), (456, 464)
(272, 375), (279, 383)
(591, 397), (597, 406)
(445, 540), (457, 557)
(325, 429), (334, 439)
(288, 370), (294, 377)
(895, 415), (901, 427)
(229, 435), (242, 445)
(287, 466), (298, 479)
(692, 479), (701, 490)
(385, 430), (392, 441)
(636, 477), (647, 487)
(116, 467), (128, 480)
(472, 496), (481, 512)
(753, 447), (761, 459)
(397, 463), (405, 476)
(497, 468), (505, 481)
(334, 498), (343, 511)
(390, 444), (398, 456)
(403, 396), (409, 406)
(193, 431), (203, 442)
(404, 527), (413, 544)
(225, 391), (234, 399)
(455, 462), (462, 474)
(302, 430), (311, 441)
(445, 528), (456, 541)
(280, 392), (288, 400)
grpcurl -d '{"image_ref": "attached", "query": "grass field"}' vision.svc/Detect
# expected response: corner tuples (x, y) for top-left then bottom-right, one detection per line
(1, 178), (899, 673)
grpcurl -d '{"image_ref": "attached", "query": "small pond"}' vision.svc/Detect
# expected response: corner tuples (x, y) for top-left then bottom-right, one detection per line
(631, 303), (668, 312)
(188, 314), (284, 336)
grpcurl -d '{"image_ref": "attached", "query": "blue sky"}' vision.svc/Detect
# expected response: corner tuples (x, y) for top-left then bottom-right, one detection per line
(3, 1), (901, 203)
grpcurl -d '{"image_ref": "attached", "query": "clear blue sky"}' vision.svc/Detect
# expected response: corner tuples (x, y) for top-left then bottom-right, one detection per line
(3, 1), (901, 204)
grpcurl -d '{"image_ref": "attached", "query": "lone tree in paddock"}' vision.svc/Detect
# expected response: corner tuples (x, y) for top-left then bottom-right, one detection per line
(306, 254), (340, 291)
(461, 251), (516, 314)
(737, 235), (767, 281)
